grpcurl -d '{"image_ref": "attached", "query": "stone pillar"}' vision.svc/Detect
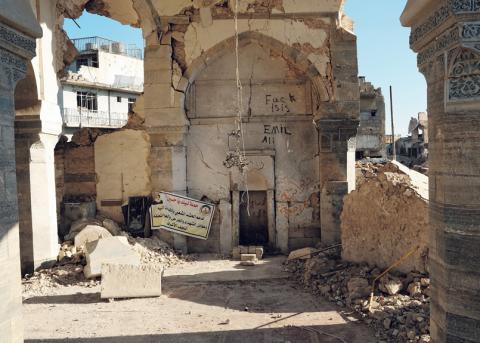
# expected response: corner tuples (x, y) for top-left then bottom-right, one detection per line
(0, 2), (41, 341)
(317, 118), (358, 245)
(144, 33), (189, 253)
(15, 118), (59, 273)
(401, 1), (480, 341)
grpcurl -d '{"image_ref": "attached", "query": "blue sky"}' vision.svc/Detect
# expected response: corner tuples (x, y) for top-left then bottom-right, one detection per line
(64, 1), (426, 135)
(345, 0), (427, 135)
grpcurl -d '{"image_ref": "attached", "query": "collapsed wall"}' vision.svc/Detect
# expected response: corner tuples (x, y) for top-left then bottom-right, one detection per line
(341, 163), (428, 274)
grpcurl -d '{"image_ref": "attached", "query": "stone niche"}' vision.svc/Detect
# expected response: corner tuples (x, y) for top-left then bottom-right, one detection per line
(185, 40), (320, 254)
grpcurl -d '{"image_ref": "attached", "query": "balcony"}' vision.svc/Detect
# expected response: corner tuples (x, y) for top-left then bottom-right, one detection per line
(63, 108), (128, 129)
(71, 36), (143, 60)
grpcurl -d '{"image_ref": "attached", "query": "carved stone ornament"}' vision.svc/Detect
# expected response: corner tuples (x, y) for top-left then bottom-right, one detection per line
(447, 49), (480, 101)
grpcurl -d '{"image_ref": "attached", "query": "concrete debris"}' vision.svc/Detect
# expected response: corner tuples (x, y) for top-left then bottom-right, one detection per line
(379, 274), (403, 296)
(342, 162), (428, 274)
(83, 236), (140, 279)
(65, 218), (103, 241)
(232, 246), (264, 260)
(73, 225), (113, 249)
(22, 230), (187, 297)
(287, 247), (317, 261)
(100, 263), (162, 299)
(285, 251), (431, 342)
(101, 218), (122, 236)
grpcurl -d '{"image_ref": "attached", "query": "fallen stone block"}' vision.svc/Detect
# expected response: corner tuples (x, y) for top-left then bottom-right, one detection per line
(84, 236), (140, 279)
(287, 247), (317, 261)
(347, 277), (371, 300)
(74, 225), (112, 249)
(240, 254), (257, 262)
(101, 263), (162, 299)
(248, 246), (257, 254)
(239, 246), (249, 254)
(232, 247), (241, 260)
(254, 247), (264, 260)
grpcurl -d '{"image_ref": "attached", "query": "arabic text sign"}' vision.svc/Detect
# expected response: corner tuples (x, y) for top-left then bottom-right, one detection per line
(150, 192), (215, 240)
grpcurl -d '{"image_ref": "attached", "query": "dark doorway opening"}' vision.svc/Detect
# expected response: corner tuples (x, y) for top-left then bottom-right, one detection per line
(239, 191), (269, 246)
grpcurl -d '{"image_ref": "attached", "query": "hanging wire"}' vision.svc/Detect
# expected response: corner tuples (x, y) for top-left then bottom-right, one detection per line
(222, 0), (251, 216)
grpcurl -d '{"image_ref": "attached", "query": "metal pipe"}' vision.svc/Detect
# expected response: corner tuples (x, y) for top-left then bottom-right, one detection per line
(390, 86), (396, 161)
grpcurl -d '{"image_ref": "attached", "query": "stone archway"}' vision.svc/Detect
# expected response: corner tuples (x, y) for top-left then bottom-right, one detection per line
(180, 32), (324, 254)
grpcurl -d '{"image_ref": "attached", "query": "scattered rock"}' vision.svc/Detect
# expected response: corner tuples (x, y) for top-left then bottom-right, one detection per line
(407, 281), (422, 297)
(347, 277), (371, 300)
(379, 274), (403, 295)
(284, 253), (431, 343)
(288, 247), (316, 261)
(74, 225), (112, 249)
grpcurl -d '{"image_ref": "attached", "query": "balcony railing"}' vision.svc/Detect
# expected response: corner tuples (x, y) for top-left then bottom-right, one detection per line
(63, 108), (128, 129)
(71, 36), (143, 60)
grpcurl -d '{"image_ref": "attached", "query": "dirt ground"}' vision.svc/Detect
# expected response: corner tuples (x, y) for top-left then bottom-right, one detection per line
(23, 256), (377, 343)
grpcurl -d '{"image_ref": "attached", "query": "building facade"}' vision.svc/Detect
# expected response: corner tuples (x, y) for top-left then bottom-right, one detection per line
(61, 37), (143, 129)
(356, 77), (386, 159)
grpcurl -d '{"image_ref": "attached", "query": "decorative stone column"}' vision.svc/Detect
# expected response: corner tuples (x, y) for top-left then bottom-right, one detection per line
(401, 1), (480, 341)
(144, 33), (189, 253)
(0, 1), (41, 341)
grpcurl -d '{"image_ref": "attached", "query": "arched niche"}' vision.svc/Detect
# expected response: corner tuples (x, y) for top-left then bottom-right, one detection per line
(184, 33), (322, 254)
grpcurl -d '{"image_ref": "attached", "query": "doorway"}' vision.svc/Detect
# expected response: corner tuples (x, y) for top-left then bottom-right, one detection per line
(239, 191), (269, 246)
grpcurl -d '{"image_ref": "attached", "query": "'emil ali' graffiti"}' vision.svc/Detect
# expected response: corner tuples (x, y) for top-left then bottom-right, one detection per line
(265, 93), (296, 114)
(262, 124), (292, 144)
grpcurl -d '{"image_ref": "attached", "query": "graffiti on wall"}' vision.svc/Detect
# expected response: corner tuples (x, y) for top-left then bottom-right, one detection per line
(262, 124), (292, 144)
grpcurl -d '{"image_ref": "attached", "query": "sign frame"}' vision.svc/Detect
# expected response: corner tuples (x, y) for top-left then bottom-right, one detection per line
(149, 192), (216, 240)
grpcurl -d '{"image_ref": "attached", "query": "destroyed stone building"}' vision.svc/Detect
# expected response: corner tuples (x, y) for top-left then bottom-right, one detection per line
(395, 112), (429, 168)
(355, 76), (386, 159)
(1, 0), (480, 342)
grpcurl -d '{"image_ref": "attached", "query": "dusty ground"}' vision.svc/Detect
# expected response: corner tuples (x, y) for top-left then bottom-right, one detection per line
(23, 256), (376, 343)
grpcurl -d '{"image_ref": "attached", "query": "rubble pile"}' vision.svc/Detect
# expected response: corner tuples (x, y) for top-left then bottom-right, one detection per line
(122, 232), (187, 267)
(23, 242), (97, 297)
(22, 217), (186, 296)
(285, 250), (431, 342)
(343, 162), (429, 274)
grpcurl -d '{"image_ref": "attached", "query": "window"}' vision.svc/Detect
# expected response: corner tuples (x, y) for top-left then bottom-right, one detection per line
(371, 110), (377, 117)
(76, 58), (89, 69)
(75, 53), (99, 70)
(76, 91), (98, 111)
(117, 96), (122, 103)
(128, 97), (136, 113)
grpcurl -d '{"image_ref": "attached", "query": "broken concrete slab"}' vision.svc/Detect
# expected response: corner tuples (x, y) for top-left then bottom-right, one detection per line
(74, 225), (112, 249)
(287, 247), (316, 261)
(100, 263), (162, 299)
(84, 236), (140, 279)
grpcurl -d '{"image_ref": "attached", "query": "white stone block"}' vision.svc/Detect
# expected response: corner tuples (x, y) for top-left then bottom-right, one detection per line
(101, 263), (162, 299)
(84, 236), (140, 279)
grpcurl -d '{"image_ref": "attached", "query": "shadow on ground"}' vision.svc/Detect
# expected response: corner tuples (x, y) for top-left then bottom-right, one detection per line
(25, 323), (367, 343)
